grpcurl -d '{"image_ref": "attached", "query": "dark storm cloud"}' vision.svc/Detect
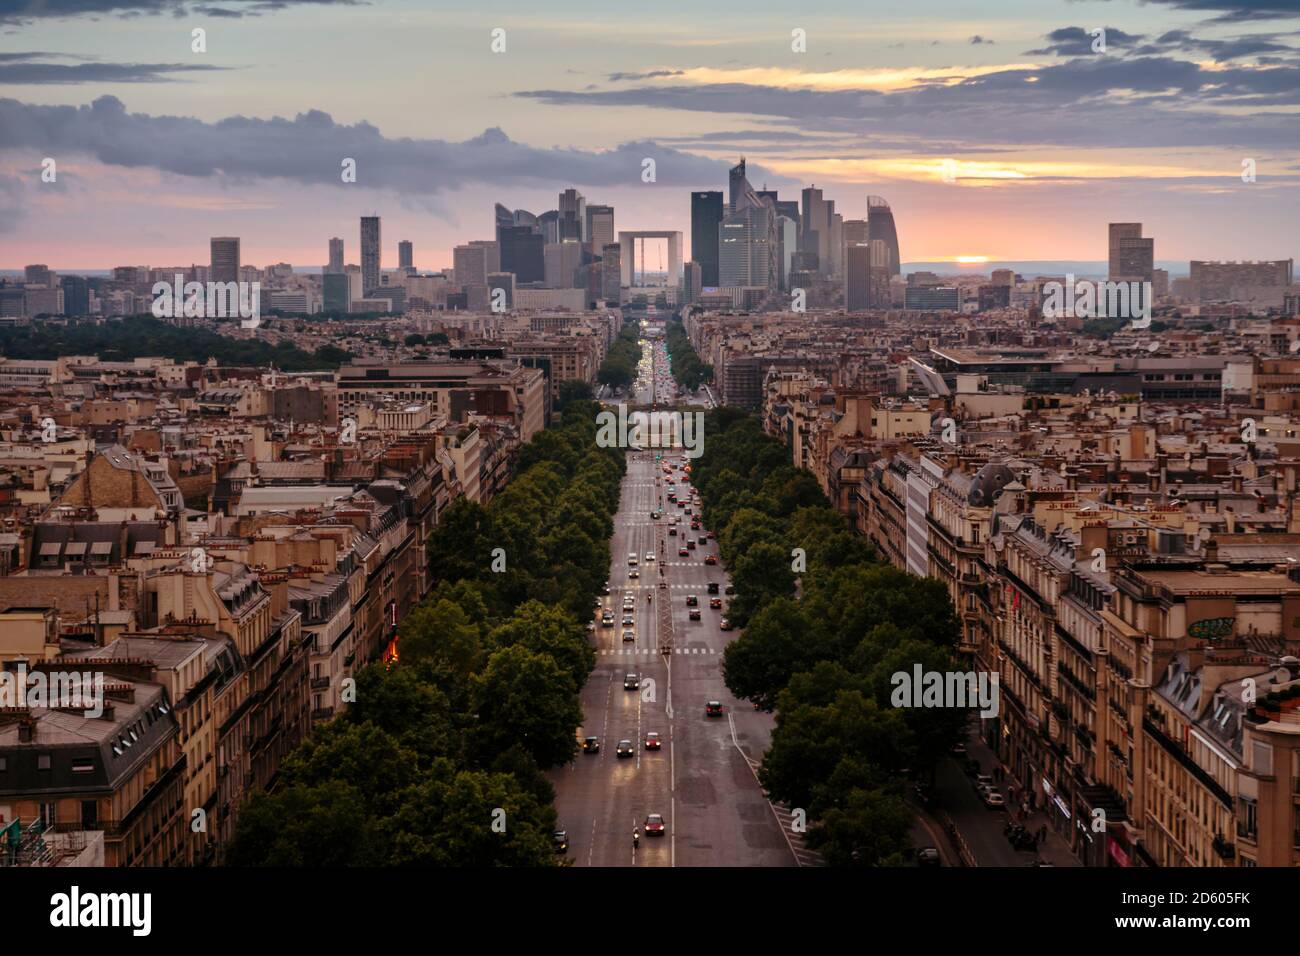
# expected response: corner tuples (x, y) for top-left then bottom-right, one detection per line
(1095, 0), (1300, 23)
(0, 0), (362, 25)
(0, 60), (229, 83)
(515, 55), (1300, 150)
(1026, 26), (1146, 56)
(0, 95), (784, 192)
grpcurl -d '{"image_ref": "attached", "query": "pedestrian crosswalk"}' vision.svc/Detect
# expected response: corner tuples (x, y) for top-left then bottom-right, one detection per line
(599, 647), (718, 655)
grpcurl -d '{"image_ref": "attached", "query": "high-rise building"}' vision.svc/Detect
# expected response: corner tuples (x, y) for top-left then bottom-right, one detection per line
(60, 275), (89, 317)
(210, 237), (240, 284)
(1107, 223), (1149, 280)
(586, 205), (615, 248)
(683, 261), (702, 304)
(360, 216), (381, 293)
(728, 159), (750, 214)
(322, 273), (350, 313)
(867, 196), (901, 277)
(328, 237), (344, 274)
(776, 216), (797, 290)
(24, 264), (52, 286)
(544, 239), (582, 289)
(601, 243), (621, 306)
(830, 212), (844, 277)
(691, 191), (724, 288)
(398, 240), (413, 271)
(469, 240), (501, 276)
(558, 189), (586, 241)
(499, 226), (544, 284)
(801, 186), (831, 276)
(719, 203), (773, 288)
(453, 243), (490, 289)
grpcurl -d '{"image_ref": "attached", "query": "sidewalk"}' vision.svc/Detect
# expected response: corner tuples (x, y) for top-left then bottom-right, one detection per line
(962, 727), (1083, 867)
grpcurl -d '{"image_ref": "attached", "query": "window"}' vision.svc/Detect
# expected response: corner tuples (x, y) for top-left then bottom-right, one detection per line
(72, 757), (94, 773)
(81, 801), (98, 827)
(36, 754), (51, 771)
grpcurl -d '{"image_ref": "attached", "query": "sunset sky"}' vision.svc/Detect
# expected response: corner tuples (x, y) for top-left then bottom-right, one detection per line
(1, 0), (1297, 270)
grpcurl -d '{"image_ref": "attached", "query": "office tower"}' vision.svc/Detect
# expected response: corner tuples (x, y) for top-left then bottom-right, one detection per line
(499, 226), (545, 283)
(905, 285), (959, 310)
(323, 273), (350, 313)
(728, 158), (751, 213)
(487, 272), (515, 309)
(991, 268), (1015, 286)
(60, 275), (89, 316)
(867, 196), (901, 277)
(1190, 259), (1293, 302)
(684, 261), (702, 304)
(24, 264), (52, 286)
(1108, 223), (1144, 280)
(719, 203), (773, 288)
(601, 243), (621, 305)
(210, 237), (240, 284)
(776, 216), (797, 290)
(398, 240), (413, 271)
(1152, 268), (1169, 297)
(845, 242), (872, 312)
(469, 240), (501, 275)
(538, 209), (561, 245)
(691, 191), (724, 288)
(559, 189), (586, 241)
(328, 238), (344, 274)
(544, 239), (582, 288)
(586, 205), (615, 248)
(775, 200), (800, 226)
(830, 212), (844, 277)
(453, 243), (490, 288)
(360, 216), (381, 293)
(1117, 237), (1154, 281)
(801, 186), (831, 275)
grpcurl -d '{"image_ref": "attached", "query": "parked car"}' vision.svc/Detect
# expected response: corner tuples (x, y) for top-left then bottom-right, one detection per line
(983, 790), (1007, 810)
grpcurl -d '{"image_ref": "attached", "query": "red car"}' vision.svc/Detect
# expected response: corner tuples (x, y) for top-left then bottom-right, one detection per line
(709, 597), (722, 609)
(645, 814), (666, 836)
(679, 547), (689, 557)
(704, 554), (717, 565)
(644, 732), (661, 750)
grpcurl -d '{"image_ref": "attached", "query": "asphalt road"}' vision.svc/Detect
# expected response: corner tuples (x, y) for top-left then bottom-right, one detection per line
(550, 440), (796, 867)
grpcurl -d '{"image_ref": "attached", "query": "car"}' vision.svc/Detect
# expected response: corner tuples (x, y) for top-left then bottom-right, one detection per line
(645, 552), (655, 563)
(917, 847), (941, 867)
(686, 540), (696, 550)
(594, 597), (603, 609)
(689, 608), (701, 620)
(644, 732), (661, 750)
(705, 700), (723, 717)
(707, 582), (719, 594)
(622, 614), (634, 626)
(983, 791), (1007, 810)
(628, 552), (638, 566)
(624, 672), (640, 690)
(685, 594), (698, 606)
(602, 583), (610, 595)
(698, 536), (707, 546)
(616, 739), (634, 758)
(724, 584), (735, 595)
(679, 547), (689, 557)
(709, 597), (722, 609)
(582, 736), (600, 753)
(668, 527), (677, 536)
(719, 617), (732, 631)
(707, 531), (715, 539)
(628, 569), (639, 579)
(554, 830), (569, 854)
(601, 612), (615, 627)
(975, 773), (995, 790)
(644, 813), (666, 836)
(704, 554), (717, 565)
(622, 628), (635, 643)
(650, 510), (660, 520)
(623, 594), (635, 606)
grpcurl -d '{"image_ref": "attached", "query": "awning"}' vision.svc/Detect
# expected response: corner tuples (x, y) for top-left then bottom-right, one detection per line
(63, 541), (87, 556)
(38, 542), (62, 556)
(133, 541), (156, 554)
(90, 541), (113, 554)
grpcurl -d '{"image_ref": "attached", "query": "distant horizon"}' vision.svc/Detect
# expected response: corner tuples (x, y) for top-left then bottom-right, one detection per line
(0, 259), (1201, 280)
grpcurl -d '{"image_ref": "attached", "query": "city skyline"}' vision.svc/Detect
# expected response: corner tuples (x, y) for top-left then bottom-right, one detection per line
(2, 0), (1298, 269)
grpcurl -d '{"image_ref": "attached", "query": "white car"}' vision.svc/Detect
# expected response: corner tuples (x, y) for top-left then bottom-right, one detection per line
(644, 552), (655, 563)
(983, 791), (1007, 809)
